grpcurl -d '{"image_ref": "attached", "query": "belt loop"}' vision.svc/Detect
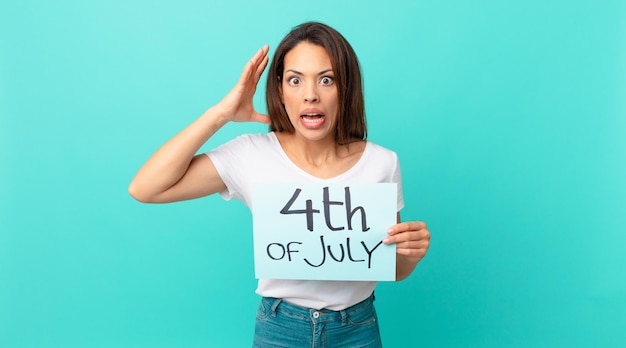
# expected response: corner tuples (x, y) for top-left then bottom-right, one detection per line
(340, 309), (347, 326)
(270, 298), (282, 318)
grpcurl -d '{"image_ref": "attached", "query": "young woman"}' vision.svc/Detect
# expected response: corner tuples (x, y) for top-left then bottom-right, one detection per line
(129, 22), (430, 347)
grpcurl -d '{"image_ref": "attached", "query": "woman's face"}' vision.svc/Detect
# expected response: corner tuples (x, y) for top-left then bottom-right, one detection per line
(280, 42), (339, 143)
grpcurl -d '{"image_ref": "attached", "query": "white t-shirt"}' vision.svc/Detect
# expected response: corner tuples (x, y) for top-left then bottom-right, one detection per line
(206, 132), (404, 310)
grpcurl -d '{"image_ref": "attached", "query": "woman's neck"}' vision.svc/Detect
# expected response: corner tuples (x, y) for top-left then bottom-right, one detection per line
(274, 131), (366, 179)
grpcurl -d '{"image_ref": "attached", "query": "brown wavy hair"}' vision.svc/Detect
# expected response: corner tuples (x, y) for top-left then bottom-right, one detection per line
(266, 22), (367, 145)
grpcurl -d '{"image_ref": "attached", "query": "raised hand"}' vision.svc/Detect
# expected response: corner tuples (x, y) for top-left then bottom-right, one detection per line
(128, 46), (272, 203)
(216, 45), (271, 124)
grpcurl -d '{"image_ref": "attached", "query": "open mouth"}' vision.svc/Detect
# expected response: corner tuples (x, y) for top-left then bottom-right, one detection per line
(300, 113), (326, 128)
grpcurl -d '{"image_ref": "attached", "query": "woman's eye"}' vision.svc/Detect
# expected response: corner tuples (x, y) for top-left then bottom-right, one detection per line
(288, 77), (301, 86)
(320, 76), (334, 85)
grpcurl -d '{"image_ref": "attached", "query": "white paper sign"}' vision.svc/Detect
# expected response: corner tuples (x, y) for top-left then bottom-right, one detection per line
(252, 183), (397, 281)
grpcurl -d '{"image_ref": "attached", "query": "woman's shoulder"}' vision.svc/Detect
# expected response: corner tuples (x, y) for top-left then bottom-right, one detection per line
(222, 132), (277, 148)
(364, 140), (398, 160)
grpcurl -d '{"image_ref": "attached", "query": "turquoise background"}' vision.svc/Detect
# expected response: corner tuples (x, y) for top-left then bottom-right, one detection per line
(1, 0), (625, 347)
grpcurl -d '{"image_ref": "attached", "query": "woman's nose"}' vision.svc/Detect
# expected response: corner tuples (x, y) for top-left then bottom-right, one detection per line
(303, 83), (319, 102)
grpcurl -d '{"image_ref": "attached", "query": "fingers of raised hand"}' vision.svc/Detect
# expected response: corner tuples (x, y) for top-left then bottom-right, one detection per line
(251, 45), (269, 63)
(253, 46), (270, 81)
(239, 46), (269, 87)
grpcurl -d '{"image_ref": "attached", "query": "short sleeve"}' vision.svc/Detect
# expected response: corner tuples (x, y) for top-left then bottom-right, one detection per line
(391, 152), (405, 212)
(204, 135), (251, 202)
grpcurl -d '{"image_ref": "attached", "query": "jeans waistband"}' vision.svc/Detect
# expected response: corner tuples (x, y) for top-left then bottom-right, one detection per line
(261, 292), (375, 323)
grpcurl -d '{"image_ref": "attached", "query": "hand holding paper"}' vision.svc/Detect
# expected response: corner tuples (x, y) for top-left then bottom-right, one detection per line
(383, 220), (430, 280)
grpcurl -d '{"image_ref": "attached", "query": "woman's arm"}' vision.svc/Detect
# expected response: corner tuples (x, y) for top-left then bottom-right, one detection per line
(383, 213), (431, 281)
(128, 45), (270, 203)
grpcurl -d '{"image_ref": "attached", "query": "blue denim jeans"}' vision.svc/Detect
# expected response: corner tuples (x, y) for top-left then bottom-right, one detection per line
(253, 293), (382, 348)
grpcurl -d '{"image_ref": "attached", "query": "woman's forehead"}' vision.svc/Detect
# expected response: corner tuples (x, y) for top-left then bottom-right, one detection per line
(283, 42), (332, 73)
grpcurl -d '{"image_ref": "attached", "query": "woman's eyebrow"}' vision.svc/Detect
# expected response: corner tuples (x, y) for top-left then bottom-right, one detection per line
(285, 68), (334, 76)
